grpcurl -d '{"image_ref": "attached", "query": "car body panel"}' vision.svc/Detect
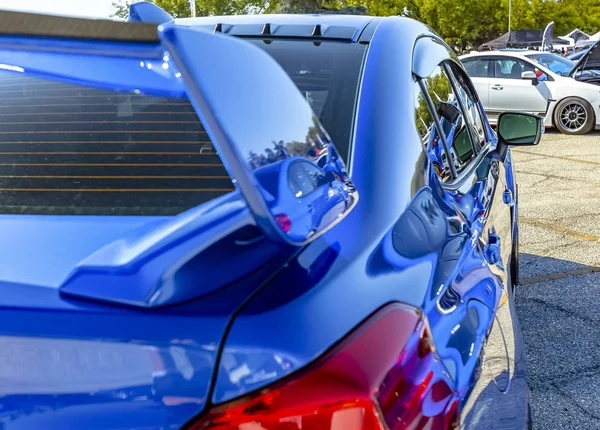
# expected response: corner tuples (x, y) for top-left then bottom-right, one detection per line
(215, 20), (530, 429)
(0, 9), (530, 430)
(471, 76), (490, 107)
(0, 215), (158, 289)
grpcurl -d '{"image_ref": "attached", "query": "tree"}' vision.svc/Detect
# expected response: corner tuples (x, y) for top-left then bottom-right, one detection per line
(110, 0), (599, 53)
(111, 0), (133, 19)
(153, 0), (271, 16)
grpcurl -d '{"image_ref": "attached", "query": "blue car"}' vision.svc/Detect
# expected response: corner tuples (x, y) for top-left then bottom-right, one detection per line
(0, 3), (542, 430)
(254, 157), (349, 242)
(567, 46), (592, 61)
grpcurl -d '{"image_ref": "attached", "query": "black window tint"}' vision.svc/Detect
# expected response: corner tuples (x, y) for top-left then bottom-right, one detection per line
(493, 57), (535, 79)
(463, 58), (491, 78)
(249, 40), (367, 165)
(0, 72), (233, 216)
(453, 127), (475, 163)
(420, 66), (476, 181)
(0, 40), (367, 216)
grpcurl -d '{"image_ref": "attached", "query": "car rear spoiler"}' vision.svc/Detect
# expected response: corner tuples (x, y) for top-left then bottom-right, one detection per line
(0, 9), (314, 308)
(0, 9), (159, 42)
(128, 1), (174, 25)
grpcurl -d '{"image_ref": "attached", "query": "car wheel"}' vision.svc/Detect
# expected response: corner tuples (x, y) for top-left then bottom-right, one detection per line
(553, 97), (595, 135)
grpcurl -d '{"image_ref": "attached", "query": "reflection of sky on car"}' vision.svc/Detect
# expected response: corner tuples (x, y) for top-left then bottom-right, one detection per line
(220, 79), (321, 166)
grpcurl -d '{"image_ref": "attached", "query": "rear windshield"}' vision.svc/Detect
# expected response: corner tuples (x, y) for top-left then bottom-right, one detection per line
(249, 40), (366, 164)
(0, 40), (365, 216)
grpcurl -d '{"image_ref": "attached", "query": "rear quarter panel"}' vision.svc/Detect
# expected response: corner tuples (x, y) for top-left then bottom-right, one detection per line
(211, 16), (438, 404)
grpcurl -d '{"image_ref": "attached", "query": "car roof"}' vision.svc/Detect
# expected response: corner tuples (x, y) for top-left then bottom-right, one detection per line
(176, 13), (375, 27)
(175, 14), (379, 41)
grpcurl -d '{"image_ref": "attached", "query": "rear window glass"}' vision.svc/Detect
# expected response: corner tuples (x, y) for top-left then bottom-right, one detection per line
(0, 72), (233, 215)
(249, 40), (366, 164)
(0, 40), (365, 216)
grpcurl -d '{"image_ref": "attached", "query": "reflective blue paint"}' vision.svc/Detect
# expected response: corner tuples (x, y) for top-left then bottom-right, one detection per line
(0, 39), (182, 97)
(60, 192), (286, 307)
(253, 157), (350, 242)
(161, 25), (357, 245)
(128, 1), (174, 24)
(0, 287), (253, 429)
(214, 17), (445, 401)
(0, 10), (531, 430)
(212, 16), (530, 428)
(0, 215), (159, 289)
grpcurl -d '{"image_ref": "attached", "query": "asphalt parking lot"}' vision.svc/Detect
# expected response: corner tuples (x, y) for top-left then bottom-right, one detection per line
(513, 131), (600, 429)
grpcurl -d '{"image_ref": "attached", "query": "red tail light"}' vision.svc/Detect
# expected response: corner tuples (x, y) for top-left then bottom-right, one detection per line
(189, 303), (459, 430)
(275, 214), (291, 233)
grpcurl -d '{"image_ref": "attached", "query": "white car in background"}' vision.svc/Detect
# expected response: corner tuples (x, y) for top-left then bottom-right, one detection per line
(460, 49), (600, 134)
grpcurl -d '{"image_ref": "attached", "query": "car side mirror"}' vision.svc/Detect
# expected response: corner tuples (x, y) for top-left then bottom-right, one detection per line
(521, 70), (539, 85)
(495, 112), (543, 159)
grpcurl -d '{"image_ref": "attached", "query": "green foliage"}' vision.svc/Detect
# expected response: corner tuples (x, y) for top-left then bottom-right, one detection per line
(110, 0), (132, 19)
(153, 0), (271, 16)
(366, 0), (600, 51)
(110, 0), (600, 52)
(414, 73), (452, 136)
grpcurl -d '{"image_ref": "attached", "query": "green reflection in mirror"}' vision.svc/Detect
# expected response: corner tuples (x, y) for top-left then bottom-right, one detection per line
(498, 113), (539, 145)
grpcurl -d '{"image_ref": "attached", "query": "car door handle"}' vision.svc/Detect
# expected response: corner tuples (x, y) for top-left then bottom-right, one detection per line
(491, 85), (503, 91)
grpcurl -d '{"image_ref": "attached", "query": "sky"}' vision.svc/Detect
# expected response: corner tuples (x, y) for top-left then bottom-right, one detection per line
(0, 0), (116, 18)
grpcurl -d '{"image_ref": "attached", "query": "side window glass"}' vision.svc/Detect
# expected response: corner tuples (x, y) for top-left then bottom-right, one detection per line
(420, 65), (476, 180)
(301, 161), (327, 188)
(449, 64), (487, 148)
(288, 162), (314, 198)
(414, 79), (449, 181)
(493, 58), (534, 79)
(463, 58), (491, 78)
(414, 80), (436, 147)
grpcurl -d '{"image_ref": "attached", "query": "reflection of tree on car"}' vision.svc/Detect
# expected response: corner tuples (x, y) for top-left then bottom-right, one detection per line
(247, 135), (326, 170)
(254, 156), (350, 241)
(415, 73), (476, 182)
